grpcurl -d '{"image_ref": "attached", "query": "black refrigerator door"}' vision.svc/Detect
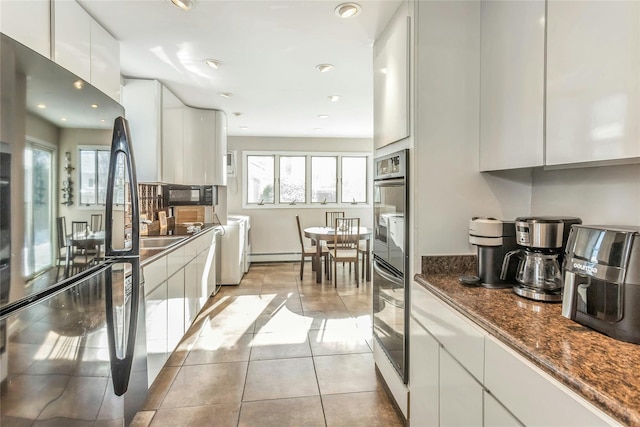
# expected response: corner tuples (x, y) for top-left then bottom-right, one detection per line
(105, 116), (140, 257)
(103, 116), (144, 399)
(0, 264), (147, 425)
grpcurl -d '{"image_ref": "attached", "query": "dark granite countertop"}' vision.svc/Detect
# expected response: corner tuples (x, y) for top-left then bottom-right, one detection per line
(414, 273), (640, 426)
(140, 223), (219, 266)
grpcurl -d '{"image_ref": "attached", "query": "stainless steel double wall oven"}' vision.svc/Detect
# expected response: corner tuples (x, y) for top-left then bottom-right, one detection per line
(373, 149), (409, 383)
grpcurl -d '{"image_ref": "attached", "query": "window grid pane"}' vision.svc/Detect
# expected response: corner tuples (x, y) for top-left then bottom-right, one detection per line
(341, 157), (367, 203)
(247, 155), (275, 204)
(279, 156), (306, 203)
(79, 150), (96, 205)
(311, 156), (337, 203)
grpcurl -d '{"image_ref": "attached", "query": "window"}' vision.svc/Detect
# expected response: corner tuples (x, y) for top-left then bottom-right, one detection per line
(279, 156), (305, 203)
(341, 156), (367, 203)
(244, 151), (370, 207)
(311, 156), (337, 203)
(79, 148), (110, 206)
(247, 155), (274, 204)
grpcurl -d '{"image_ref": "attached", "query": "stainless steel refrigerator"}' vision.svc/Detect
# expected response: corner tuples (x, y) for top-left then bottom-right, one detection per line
(0, 34), (147, 425)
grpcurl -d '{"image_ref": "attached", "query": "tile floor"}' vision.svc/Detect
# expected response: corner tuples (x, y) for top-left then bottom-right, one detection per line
(131, 262), (405, 427)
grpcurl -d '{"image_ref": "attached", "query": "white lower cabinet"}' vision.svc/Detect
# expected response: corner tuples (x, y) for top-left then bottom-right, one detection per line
(166, 270), (185, 353)
(484, 336), (618, 427)
(141, 229), (217, 386)
(409, 282), (619, 426)
(484, 391), (522, 427)
(409, 317), (439, 427)
(440, 348), (483, 427)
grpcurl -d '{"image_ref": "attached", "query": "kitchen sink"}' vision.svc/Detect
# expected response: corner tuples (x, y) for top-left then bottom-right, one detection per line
(140, 235), (187, 249)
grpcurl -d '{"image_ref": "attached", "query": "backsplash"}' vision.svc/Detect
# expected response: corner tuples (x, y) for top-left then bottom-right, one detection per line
(421, 255), (476, 276)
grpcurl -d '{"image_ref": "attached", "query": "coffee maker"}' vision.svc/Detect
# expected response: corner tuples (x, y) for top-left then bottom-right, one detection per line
(467, 217), (517, 288)
(562, 225), (640, 344)
(500, 216), (582, 301)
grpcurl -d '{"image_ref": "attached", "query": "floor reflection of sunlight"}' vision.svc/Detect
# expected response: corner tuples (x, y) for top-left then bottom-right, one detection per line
(34, 331), (81, 362)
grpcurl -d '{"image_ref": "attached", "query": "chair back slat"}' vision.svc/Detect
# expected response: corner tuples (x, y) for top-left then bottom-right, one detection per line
(325, 211), (345, 227)
(333, 217), (360, 249)
(56, 217), (67, 251)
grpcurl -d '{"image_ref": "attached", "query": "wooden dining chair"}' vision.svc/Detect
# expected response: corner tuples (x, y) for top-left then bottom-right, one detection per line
(325, 211), (345, 227)
(55, 217), (74, 279)
(296, 215), (329, 281)
(70, 221), (94, 271)
(329, 217), (360, 287)
(90, 214), (103, 232)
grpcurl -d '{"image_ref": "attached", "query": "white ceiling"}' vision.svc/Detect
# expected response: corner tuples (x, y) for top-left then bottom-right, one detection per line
(78, 0), (402, 139)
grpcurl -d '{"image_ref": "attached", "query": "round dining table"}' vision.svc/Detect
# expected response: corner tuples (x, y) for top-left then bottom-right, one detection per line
(303, 226), (373, 284)
(65, 230), (106, 276)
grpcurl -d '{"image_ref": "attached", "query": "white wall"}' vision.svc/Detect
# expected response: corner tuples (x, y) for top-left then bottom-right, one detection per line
(411, 0), (532, 276)
(531, 164), (640, 225)
(227, 135), (373, 261)
(58, 128), (112, 224)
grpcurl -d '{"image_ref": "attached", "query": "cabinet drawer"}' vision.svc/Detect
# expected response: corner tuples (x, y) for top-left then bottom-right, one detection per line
(143, 255), (166, 295)
(485, 336), (619, 426)
(195, 230), (213, 254)
(411, 282), (486, 382)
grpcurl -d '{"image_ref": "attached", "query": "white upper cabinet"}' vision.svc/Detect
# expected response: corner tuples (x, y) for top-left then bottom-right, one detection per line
(183, 108), (211, 185)
(89, 20), (120, 101)
(162, 86), (185, 184)
(122, 79), (163, 183)
(374, 5), (410, 150)
(53, 0), (91, 82)
(546, 0), (640, 166)
(182, 108), (227, 186)
(0, 0), (51, 58)
(53, 0), (120, 101)
(479, 0), (545, 171)
(212, 110), (227, 186)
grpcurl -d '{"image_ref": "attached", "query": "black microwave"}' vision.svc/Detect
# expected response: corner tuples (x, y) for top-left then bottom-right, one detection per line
(163, 184), (216, 206)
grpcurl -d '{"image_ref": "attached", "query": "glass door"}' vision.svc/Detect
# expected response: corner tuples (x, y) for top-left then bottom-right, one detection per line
(23, 143), (54, 277)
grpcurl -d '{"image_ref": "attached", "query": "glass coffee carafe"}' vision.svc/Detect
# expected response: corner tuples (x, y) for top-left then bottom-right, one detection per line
(501, 249), (562, 292)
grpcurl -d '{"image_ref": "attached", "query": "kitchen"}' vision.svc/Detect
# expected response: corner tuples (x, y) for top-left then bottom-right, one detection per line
(1, 0), (640, 426)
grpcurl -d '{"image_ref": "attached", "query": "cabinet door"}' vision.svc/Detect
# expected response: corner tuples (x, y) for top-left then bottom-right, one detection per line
(89, 20), (120, 101)
(183, 108), (212, 185)
(440, 348), (483, 427)
(373, 7), (410, 149)
(485, 336), (617, 426)
(183, 259), (198, 327)
(479, 0), (545, 171)
(409, 317), (439, 427)
(0, 0), (50, 58)
(484, 391), (522, 427)
(162, 87), (184, 184)
(122, 79), (162, 182)
(167, 270), (185, 352)
(53, 0), (91, 81)
(211, 110), (227, 186)
(145, 280), (168, 387)
(546, 1), (640, 166)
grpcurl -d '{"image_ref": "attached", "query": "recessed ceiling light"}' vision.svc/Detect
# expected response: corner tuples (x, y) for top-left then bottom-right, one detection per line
(335, 3), (361, 18)
(316, 64), (335, 73)
(239, 126), (248, 130)
(73, 80), (84, 90)
(232, 112), (242, 117)
(318, 114), (329, 119)
(218, 92), (232, 98)
(171, 0), (194, 12)
(328, 95), (341, 102)
(204, 59), (220, 69)
(36, 104), (46, 109)
(61, 117), (67, 122)
(313, 128), (323, 131)
(91, 104), (98, 109)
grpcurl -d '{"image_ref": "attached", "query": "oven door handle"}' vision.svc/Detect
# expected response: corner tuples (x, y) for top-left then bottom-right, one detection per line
(374, 259), (403, 285)
(374, 178), (405, 187)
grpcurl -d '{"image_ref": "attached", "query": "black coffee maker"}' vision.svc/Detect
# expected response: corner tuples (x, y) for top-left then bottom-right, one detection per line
(466, 217), (517, 288)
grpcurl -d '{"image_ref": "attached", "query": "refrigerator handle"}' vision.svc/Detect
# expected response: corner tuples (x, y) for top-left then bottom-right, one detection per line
(105, 258), (140, 396)
(105, 116), (140, 257)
